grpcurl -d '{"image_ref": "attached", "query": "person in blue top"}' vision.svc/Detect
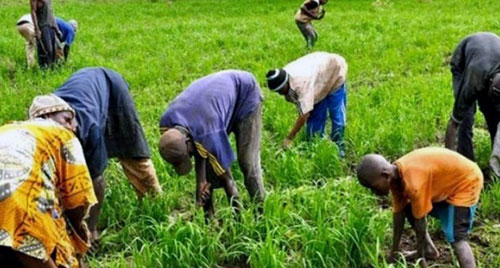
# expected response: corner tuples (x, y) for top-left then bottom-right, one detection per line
(159, 70), (265, 218)
(56, 18), (77, 60)
(32, 67), (163, 247)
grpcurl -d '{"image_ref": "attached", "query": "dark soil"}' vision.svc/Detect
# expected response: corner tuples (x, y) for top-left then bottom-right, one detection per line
(218, 256), (250, 268)
(396, 229), (453, 266)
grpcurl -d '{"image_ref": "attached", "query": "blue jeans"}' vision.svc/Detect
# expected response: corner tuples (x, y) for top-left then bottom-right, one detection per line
(306, 83), (347, 157)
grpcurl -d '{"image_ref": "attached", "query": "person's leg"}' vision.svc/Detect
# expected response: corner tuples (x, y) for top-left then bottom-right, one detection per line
(456, 104), (476, 161)
(119, 158), (163, 198)
(327, 84), (347, 158)
(17, 23), (36, 67)
(87, 175), (105, 247)
(37, 26), (55, 68)
(234, 104), (265, 203)
(310, 25), (318, 48)
(404, 205), (439, 259)
(306, 98), (328, 139)
(451, 206), (476, 268)
(489, 124), (500, 178)
(296, 21), (315, 49)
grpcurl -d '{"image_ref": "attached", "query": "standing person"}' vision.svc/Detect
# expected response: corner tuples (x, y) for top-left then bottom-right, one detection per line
(0, 96), (96, 268)
(31, 67), (163, 247)
(295, 0), (327, 50)
(158, 70), (265, 218)
(266, 51), (348, 157)
(445, 32), (500, 178)
(56, 18), (78, 60)
(16, 15), (77, 67)
(356, 147), (482, 268)
(30, 0), (61, 68)
(16, 14), (37, 67)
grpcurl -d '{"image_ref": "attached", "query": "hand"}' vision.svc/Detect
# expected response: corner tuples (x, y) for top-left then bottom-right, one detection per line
(387, 251), (400, 263)
(56, 29), (63, 40)
(196, 181), (212, 206)
(282, 138), (292, 150)
(35, 29), (41, 39)
(318, 9), (326, 19)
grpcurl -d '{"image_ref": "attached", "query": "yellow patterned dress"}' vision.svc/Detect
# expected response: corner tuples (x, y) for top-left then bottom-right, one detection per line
(0, 119), (97, 268)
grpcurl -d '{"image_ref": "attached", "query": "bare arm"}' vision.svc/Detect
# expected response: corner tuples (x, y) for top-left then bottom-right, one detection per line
(391, 211), (405, 254)
(445, 118), (459, 150)
(414, 217), (428, 268)
(283, 112), (310, 148)
(194, 154), (209, 207)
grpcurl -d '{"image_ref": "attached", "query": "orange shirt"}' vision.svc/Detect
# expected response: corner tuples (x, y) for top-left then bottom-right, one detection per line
(0, 120), (96, 268)
(391, 147), (483, 219)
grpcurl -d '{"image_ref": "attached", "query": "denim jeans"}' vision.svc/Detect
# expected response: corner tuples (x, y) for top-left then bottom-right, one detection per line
(306, 83), (347, 157)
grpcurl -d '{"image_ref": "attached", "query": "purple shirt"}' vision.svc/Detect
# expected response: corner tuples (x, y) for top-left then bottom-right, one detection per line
(160, 70), (262, 175)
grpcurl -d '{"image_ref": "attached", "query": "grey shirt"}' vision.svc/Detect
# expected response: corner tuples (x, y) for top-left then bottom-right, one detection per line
(451, 32), (500, 123)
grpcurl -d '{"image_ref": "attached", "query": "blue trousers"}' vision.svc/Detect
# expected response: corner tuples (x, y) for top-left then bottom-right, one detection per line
(306, 83), (347, 156)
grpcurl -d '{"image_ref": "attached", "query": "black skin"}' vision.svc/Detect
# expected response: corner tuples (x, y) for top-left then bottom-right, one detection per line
(274, 82), (311, 149)
(178, 136), (241, 219)
(41, 110), (77, 132)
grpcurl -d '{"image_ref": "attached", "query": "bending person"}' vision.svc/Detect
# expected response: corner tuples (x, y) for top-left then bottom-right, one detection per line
(0, 95), (96, 268)
(30, 0), (60, 68)
(445, 32), (500, 178)
(357, 148), (482, 268)
(159, 70), (265, 218)
(266, 51), (348, 157)
(32, 67), (163, 246)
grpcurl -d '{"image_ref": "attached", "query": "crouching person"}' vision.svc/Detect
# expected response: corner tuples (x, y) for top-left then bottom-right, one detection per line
(0, 97), (96, 267)
(33, 68), (163, 246)
(356, 147), (482, 268)
(159, 70), (265, 219)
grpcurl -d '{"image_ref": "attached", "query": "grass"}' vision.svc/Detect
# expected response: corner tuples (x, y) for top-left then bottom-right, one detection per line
(1, 0), (500, 267)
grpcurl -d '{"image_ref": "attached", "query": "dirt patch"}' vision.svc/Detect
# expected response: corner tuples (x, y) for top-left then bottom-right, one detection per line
(391, 229), (453, 266)
(218, 255), (250, 268)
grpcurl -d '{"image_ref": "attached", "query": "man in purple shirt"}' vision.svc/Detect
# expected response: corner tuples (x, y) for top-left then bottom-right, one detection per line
(159, 70), (265, 218)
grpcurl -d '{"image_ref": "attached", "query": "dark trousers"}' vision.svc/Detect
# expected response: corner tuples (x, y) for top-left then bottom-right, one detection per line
(207, 104), (265, 202)
(36, 25), (57, 68)
(296, 21), (317, 49)
(457, 98), (500, 176)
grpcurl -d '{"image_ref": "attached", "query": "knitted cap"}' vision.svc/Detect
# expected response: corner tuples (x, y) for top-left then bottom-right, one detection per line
(266, 69), (289, 91)
(29, 94), (75, 119)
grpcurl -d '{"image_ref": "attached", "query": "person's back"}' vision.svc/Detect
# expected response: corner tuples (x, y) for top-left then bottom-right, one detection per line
(0, 119), (96, 267)
(394, 147), (483, 218)
(284, 52), (347, 113)
(161, 70), (262, 134)
(56, 18), (75, 45)
(452, 32), (500, 90)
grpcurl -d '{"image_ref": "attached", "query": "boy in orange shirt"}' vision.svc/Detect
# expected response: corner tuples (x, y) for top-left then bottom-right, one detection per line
(356, 147), (482, 268)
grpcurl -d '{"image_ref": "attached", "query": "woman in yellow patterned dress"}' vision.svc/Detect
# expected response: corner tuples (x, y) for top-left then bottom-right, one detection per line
(0, 95), (96, 268)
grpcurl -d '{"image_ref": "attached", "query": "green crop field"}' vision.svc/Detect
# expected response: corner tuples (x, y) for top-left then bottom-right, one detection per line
(1, 0), (500, 267)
